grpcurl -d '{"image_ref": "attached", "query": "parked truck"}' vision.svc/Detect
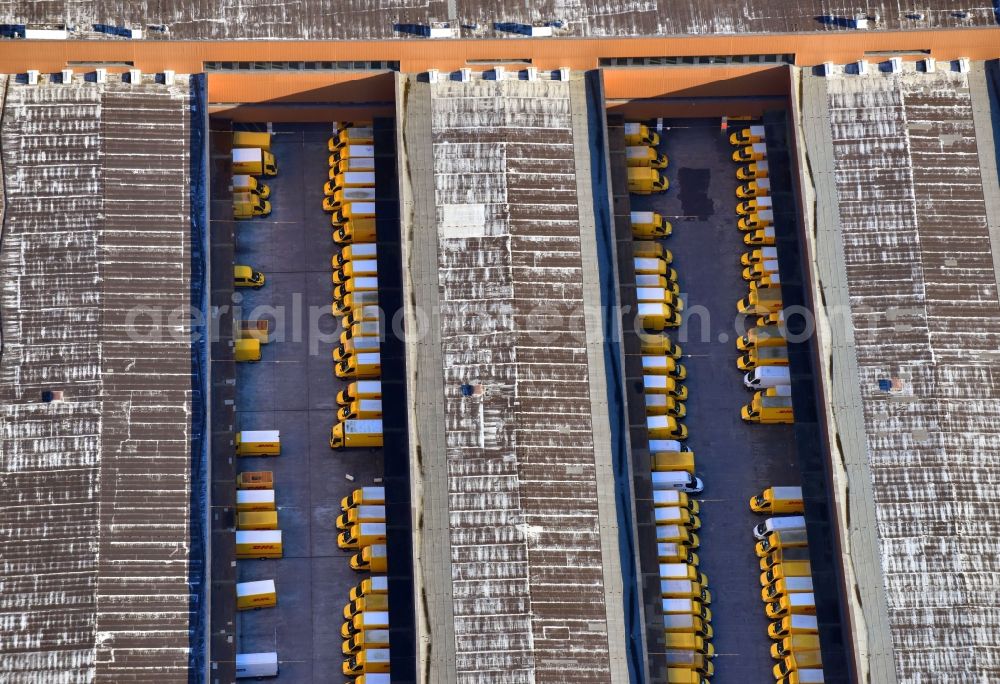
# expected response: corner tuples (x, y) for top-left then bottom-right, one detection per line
(737, 286), (782, 315)
(729, 125), (765, 146)
(737, 344), (789, 371)
(332, 242), (377, 269)
(746, 225), (776, 246)
(333, 216), (377, 244)
(338, 521), (387, 550)
(737, 324), (785, 350)
(732, 142), (767, 163)
(232, 174), (270, 199)
(342, 628), (390, 656)
(234, 264), (266, 288)
(737, 159), (769, 180)
(737, 180), (771, 203)
(630, 210), (671, 238)
(323, 186), (377, 212)
(329, 126), (374, 151)
(624, 122), (659, 146)
(737, 195), (771, 217)
(233, 131), (272, 151)
(329, 418), (383, 449)
(627, 166), (669, 194)
(341, 486), (385, 512)
(332, 258), (378, 285)
(336, 504), (386, 531)
(739, 209), (774, 231)
(232, 147), (277, 176)
(337, 379), (382, 406)
(326, 170), (375, 190)
(350, 543), (387, 572)
(233, 191), (271, 219)
(626, 145), (668, 169)
(742, 393), (794, 424)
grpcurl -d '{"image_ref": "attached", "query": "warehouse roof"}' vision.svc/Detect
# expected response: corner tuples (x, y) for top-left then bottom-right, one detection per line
(0, 0), (996, 40)
(800, 61), (1000, 681)
(401, 72), (631, 681)
(0, 75), (198, 679)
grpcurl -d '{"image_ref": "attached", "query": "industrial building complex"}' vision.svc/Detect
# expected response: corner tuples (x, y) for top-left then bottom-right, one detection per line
(0, 3), (998, 683)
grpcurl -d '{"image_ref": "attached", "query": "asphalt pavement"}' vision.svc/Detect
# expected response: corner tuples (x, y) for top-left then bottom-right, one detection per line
(630, 117), (801, 683)
(233, 123), (385, 681)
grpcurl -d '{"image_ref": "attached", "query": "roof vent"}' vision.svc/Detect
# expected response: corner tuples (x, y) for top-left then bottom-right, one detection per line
(163, 69), (175, 85)
(888, 57), (902, 73)
(60, 68), (73, 83)
(923, 57), (936, 73)
(494, 22), (553, 37)
(459, 67), (472, 82)
(95, 68), (107, 83)
(957, 57), (970, 74)
(853, 16), (869, 29)
(41, 390), (64, 402)
(493, 66), (506, 81)
(855, 59), (869, 75)
(427, 21), (455, 38)
(821, 61), (835, 77)
(525, 66), (538, 81)
(558, 67), (570, 81)
(128, 68), (141, 84)
(953, 11), (970, 19)
(27, 69), (40, 85)
(426, 68), (440, 84)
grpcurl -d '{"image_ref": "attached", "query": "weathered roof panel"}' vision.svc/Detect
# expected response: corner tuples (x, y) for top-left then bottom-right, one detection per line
(821, 65), (1000, 681)
(0, 76), (194, 680)
(424, 75), (618, 681)
(0, 0), (995, 39)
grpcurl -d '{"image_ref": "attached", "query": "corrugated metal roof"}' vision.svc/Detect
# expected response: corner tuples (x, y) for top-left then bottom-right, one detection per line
(427, 76), (616, 680)
(0, 1), (995, 40)
(821, 65), (1000, 681)
(0, 75), (194, 680)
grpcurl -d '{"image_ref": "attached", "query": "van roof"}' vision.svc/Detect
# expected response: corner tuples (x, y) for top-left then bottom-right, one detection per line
(340, 171), (376, 183)
(347, 201), (377, 213)
(788, 614), (819, 628)
(661, 598), (695, 611)
(345, 144), (375, 155)
(355, 505), (385, 516)
(653, 490), (682, 505)
(355, 380), (382, 392)
(239, 430), (280, 441)
(360, 486), (385, 497)
(756, 366), (790, 378)
(769, 486), (803, 498)
(637, 302), (669, 316)
(354, 352), (381, 364)
(351, 276), (379, 288)
(630, 210), (655, 221)
(367, 575), (388, 590)
(360, 649), (391, 662)
(344, 419), (383, 434)
(236, 579), (275, 595)
(231, 148), (262, 162)
(235, 530), (281, 543)
(787, 592), (816, 606)
(649, 439), (684, 451)
(236, 489), (275, 503)
(357, 399), (382, 410)
(651, 472), (694, 489)
(761, 396), (794, 408)
(359, 611), (389, 625)
(356, 522), (387, 534)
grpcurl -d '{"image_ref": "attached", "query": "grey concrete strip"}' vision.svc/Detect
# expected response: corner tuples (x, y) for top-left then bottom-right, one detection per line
(569, 72), (632, 684)
(396, 73), (458, 683)
(793, 68), (898, 684)
(968, 62), (1000, 302)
